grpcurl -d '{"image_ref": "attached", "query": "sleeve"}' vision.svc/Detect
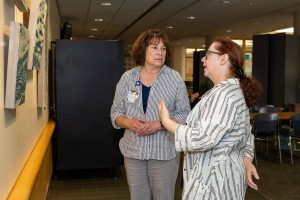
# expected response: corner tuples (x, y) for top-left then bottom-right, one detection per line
(172, 78), (191, 125)
(242, 124), (255, 160)
(110, 73), (127, 129)
(175, 90), (238, 152)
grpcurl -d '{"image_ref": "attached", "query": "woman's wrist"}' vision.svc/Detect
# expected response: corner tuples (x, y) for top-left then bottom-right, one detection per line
(158, 120), (164, 131)
(243, 156), (253, 165)
(161, 118), (177, 134)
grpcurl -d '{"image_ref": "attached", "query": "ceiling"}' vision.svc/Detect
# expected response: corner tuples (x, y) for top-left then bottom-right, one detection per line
(56, 0), (300, 48)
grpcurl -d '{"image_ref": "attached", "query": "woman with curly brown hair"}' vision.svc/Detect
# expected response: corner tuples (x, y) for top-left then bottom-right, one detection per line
(159, 38), (262, 199)
(111, 29), (190, 200)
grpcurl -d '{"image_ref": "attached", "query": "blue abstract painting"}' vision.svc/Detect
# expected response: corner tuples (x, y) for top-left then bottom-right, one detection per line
(5, 22), (29, 109)
(28, 0), (47, 70)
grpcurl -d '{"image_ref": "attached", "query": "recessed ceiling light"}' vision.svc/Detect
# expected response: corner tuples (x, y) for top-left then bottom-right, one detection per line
(91, 28), (98, 31)
(186, 16), (195, 20)
(100, 2), (111, 6)
(94, 18), (103, 22)
(248, 2), (254, 6)
(225, 29), (232, 33)
(221, 0), (230, 5)
(89, 35), (94, 38)
(166, 26), (174, 29)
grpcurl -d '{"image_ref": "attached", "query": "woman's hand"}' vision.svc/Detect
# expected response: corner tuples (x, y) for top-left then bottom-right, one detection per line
(135, 120), (161, 136)
(244, 157), (259, 190)
(158, 100), (170, 123)
(116, 116), (162, 136)
(158, 100), (178, 134)
(115, 116), (148, 133)
(127, 118), (148, 133)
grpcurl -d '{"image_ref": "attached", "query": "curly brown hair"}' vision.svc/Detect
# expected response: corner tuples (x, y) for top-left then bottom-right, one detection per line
(214, 38), (262, 108)
(131, 29), (170, 66)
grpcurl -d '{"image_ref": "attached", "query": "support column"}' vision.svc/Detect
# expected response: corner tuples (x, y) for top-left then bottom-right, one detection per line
(293, 11), (300, 36)
(170, 46), (186, 80)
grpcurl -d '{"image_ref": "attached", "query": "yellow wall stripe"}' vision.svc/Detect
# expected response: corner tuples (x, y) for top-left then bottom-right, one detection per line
(7, 121), (55, 200)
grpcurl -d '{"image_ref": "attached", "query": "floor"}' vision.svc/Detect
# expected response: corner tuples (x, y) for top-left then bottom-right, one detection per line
(47, 145), (300, 200)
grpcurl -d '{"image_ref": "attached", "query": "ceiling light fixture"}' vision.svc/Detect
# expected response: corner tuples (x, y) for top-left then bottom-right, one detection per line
(248, 2), (254, 6)
(166, 26), (174, 29)
(221, 0), (230, 5)
(225, 29), (232, 33)
(94, 18), (103, 22)
(274, 27), (294, 33)
(100, 2), (111, 6)
(89, 35), (94, 38)
(262, 27), (294, 35)
(91, 28), (98, 31)
(187, 16), (195, 20)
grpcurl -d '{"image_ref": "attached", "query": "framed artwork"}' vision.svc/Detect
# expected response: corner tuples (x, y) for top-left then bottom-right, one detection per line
(37, 16), (48, 108)
(4, 0), (15, 26)
(27, 0), (47, 70)
(13, 0), (29, 12)
(5, 22), (29, 109)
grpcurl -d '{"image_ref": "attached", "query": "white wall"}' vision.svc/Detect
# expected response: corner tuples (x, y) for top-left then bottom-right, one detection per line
(0, 0), (60, 199)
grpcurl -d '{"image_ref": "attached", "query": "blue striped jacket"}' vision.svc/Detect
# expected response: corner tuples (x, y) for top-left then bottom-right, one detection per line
(111, 65), (191, 160)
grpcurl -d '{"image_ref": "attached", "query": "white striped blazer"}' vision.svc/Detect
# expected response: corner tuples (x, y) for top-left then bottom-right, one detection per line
(176, 78), (254, 200)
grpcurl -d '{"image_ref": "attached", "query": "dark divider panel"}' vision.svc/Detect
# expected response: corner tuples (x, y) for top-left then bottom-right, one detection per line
(192, 51), (206, 93)
(252, 33), (300, 108)
(54, 40), (124, 172)
(198, 51), (206, 86)
(193, 51), (200, 93)
(252, 34), (270, 104)
(48, 41), (56, 120)
(269, 33), (285, 106)
(284, 36), (300, 104)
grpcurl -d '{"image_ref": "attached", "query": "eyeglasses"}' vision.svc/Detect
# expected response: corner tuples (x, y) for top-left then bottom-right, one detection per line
(205, 50), (223, 58)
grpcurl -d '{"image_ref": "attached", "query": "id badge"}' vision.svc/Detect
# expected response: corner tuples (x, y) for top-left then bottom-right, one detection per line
(127, 90), (139, 103)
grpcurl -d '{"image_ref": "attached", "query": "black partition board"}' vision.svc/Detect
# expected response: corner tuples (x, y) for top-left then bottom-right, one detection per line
(55, 40), (123, 170)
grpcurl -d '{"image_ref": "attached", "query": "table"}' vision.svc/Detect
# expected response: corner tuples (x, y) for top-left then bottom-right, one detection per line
(250, 112), (298, 121)
(289, 103), (300, 112)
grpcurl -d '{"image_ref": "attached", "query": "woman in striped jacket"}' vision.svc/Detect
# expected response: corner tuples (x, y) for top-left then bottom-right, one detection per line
(159, 38), (262, 200)
(110, 29), (190, 200)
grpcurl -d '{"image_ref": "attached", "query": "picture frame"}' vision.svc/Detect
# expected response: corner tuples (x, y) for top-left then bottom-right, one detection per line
(13, 0), (28, 12)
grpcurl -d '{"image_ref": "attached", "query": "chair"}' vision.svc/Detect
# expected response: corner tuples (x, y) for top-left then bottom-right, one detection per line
(253, 113), (282, 164)
(281, 114), (300, 164)
(258, 106), (283, 113)
(250, 104), (273, 113)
